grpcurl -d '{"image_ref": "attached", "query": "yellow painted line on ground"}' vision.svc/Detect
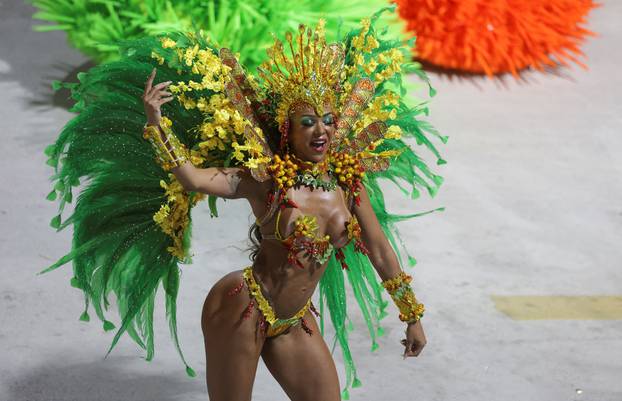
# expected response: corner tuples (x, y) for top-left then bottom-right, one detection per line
(491, 296), (622, 320)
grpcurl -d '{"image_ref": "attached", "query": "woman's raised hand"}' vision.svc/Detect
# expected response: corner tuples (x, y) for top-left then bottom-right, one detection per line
(142, 68), (174, 126)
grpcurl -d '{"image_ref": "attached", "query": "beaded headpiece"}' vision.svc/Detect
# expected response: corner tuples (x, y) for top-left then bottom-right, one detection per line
(257, 22), (345, 136)
(217, 18), (402, 182)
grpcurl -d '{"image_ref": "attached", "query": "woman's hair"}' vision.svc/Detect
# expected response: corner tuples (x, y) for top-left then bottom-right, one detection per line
(247, 222), (263, 262)
(245, 113), (291, 261)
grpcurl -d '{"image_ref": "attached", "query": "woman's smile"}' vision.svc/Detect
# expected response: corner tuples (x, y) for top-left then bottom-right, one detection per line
(309, 135), (328, 153)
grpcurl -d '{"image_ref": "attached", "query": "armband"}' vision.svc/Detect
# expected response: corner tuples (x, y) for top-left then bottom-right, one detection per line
(381, 272), (425, 323)
(143, 123), (190, 171)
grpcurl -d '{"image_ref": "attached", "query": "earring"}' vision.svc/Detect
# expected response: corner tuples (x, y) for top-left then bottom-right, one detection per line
(279, 120), (290, 152)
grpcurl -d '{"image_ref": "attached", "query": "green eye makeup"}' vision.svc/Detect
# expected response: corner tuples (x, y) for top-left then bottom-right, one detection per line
(301, 116), (315, 126)
(300, 114), (334, 127)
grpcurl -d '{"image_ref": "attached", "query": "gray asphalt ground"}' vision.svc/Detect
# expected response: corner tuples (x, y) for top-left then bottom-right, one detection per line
(1, 1), (621, 401)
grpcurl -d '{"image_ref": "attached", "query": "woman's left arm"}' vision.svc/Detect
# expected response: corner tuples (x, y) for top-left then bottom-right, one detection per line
(353, 185), (427, 358)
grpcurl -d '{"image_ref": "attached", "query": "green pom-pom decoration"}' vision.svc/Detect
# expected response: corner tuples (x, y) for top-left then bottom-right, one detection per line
(30, 0), (405, 71)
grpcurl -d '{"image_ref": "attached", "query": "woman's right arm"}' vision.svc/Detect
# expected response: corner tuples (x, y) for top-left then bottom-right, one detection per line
(142, 68), (263, 200)
(171, 164), (260, 200)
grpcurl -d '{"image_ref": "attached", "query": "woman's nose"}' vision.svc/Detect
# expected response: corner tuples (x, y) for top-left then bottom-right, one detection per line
(315, 119), (329, 134)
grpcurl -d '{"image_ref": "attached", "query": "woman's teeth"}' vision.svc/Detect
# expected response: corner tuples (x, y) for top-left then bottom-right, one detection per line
(311, 139), (327, 151)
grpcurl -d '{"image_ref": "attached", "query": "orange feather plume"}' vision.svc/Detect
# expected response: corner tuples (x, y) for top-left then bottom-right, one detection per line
(395, 0), (598, 77)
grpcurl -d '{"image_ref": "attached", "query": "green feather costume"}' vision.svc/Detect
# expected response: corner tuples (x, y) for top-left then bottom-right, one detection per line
(44, 8), (444, 399)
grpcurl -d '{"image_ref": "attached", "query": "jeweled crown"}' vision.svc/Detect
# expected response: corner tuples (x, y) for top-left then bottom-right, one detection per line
(257, 20), (345, 129)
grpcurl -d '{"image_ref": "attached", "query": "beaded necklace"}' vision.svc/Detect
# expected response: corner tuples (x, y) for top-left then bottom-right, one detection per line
(266, 151), (365, 199)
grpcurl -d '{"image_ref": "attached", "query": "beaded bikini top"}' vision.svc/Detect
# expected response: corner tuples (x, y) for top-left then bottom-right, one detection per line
(261, 209), (368, 268)
(257, 175), (369, 269)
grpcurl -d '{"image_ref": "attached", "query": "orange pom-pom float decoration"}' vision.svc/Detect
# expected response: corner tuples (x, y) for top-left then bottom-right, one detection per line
(396, 0), (598, 77)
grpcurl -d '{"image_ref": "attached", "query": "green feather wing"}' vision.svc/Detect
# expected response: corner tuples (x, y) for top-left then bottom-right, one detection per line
(43, 34), (221, 376)
(318, 9), (445, 399)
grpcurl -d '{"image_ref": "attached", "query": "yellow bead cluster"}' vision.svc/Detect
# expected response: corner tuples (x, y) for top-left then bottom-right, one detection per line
(382, 271), (413, 292)
(242, 267), (310, 327)
(382, 272), (425, 323)
(266, 151), (360, 194)
(267, 154), (298, 191)
(346, 215), (362, 241)
(329, 152), (364, 186)
(295, 216), (330, 242)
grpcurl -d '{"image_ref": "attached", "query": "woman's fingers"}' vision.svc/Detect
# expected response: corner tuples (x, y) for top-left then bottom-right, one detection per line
(144, 68), (156, 91)
(152, 80), (173, 91)
(400, 339), (411, 357)
(145, 81), (172, 101)
(145, 90), (172, 101)
(410, 341), (424, 357)
(400, 339), (424, 358)
(145, 87), (174, 103)
(403, 340), (414, 358)
(157, 96), (175, 105)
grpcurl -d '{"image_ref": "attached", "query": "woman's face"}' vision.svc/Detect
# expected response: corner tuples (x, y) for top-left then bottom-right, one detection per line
(287, 103), (336, 163)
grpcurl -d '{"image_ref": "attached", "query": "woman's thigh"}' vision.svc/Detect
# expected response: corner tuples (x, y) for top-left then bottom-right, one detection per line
(260, 312), (341, 401)
(202, 270), (266, 401)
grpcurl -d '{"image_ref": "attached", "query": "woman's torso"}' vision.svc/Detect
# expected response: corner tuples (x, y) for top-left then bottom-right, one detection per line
(250, 180), (355, 318)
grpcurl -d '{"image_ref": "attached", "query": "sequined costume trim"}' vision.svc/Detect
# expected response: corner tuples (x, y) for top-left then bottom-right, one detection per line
(239, 266), (316, 337)
(142, 120), (190, 171)
(381, 272), (425, 323)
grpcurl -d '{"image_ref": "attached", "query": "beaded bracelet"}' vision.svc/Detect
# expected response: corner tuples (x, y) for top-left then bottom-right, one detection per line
(381, 272), (425, 323)
(143, 123), (190, 171)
